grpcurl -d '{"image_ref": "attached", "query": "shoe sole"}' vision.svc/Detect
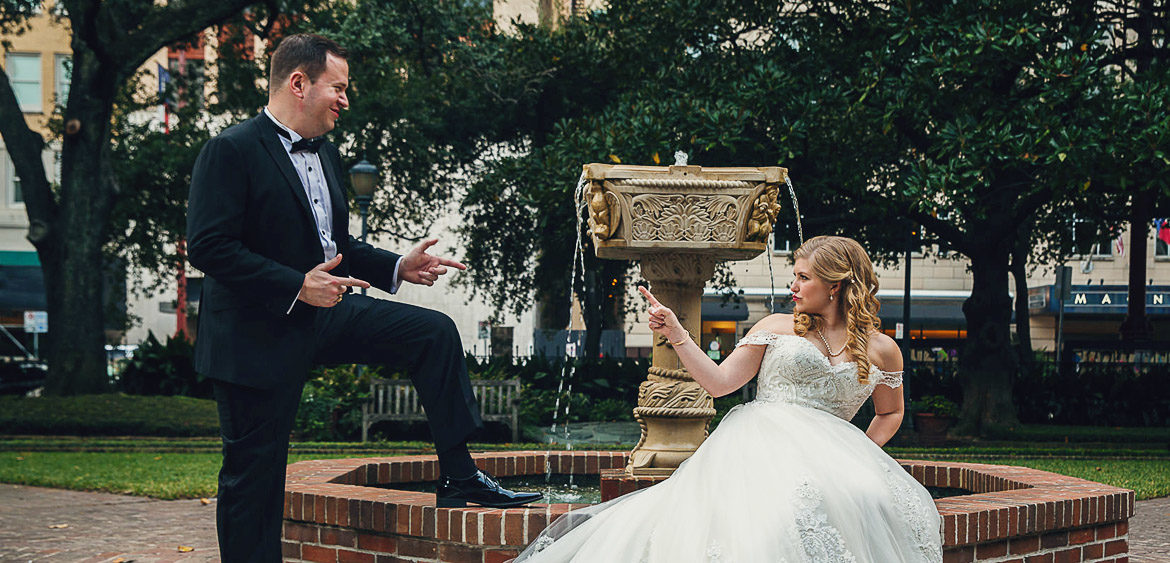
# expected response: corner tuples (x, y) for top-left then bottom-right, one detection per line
(435, 496), (543, 509)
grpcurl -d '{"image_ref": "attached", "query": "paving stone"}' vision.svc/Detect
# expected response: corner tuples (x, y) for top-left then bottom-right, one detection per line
(0, 484), (217, 562)
(1131, 494), (1170, 562)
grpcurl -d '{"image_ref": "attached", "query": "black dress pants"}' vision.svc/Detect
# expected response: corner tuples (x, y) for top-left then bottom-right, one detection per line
(213, 295), (483, 562)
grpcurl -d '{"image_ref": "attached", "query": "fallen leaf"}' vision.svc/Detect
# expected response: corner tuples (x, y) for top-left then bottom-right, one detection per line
(48, 523), (68, 529)
(112, 558), (127, 563)
(608, 154), (621, 163)
(200, 498), (211, 505)
(154, 456), (162, 461)
(178, 546), (194, 553)
(14, 456), (22, 461)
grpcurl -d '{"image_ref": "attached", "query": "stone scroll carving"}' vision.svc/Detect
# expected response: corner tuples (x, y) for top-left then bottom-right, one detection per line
(629, 194), (740, 243)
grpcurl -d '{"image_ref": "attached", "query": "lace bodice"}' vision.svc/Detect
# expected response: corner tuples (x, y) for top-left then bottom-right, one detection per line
(735, 332), (903, 420)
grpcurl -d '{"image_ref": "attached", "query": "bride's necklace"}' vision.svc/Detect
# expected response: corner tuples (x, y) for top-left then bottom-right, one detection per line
(815, 327), (846, 357)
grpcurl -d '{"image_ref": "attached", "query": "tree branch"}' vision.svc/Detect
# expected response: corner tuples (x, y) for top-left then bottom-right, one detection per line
(115, 0), (261, 79)
(906, 206), (971, 256)
(0, 70), (55, 239)
(69, 0), (115, 68)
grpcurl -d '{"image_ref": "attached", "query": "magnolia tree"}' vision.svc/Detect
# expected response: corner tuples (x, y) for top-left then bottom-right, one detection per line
(456, 0), (1165, 433)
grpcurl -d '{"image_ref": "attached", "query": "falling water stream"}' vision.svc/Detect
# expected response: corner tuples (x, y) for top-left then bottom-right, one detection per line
(540, 170), (591, 491)
(766, 173), (804, 314)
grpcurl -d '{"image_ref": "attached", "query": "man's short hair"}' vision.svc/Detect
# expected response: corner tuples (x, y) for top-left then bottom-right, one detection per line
(269, 34), (347, 93)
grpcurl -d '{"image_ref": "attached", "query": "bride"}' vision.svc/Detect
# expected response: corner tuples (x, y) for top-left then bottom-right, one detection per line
(515, 236), (943, 562)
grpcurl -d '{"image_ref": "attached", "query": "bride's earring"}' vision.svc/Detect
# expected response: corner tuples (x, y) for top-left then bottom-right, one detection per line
(830, 293), (834, 301)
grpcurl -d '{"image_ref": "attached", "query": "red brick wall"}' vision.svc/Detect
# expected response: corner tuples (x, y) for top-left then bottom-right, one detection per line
(283, 453), (1133, 562)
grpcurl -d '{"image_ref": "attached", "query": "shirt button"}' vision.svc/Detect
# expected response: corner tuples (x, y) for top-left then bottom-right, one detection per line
(309, 167), (313, 171)
(313, 199), (318, 203)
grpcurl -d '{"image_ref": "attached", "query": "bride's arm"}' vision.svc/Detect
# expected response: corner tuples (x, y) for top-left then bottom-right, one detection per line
(638, 286), (771, 397)
(671, 329), (769, 397)
(866, 334), (906, 447)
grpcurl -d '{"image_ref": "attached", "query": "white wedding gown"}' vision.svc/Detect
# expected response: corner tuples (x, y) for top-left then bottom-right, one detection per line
(516, 332), (943, 562)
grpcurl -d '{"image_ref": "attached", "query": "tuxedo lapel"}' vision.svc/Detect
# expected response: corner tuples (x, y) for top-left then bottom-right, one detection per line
(319, 148), (348, 234)
(253, 115), (316, 229)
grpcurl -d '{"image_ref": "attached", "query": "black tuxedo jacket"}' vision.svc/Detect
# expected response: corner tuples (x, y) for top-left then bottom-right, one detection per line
(187, 113), (401, 389)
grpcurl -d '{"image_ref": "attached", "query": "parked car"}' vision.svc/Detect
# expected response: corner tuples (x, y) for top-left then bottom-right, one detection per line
(0, 358), (47, 395)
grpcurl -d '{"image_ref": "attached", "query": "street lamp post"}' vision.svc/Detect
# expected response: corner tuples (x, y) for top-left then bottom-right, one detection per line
(349, 159), (378, 295)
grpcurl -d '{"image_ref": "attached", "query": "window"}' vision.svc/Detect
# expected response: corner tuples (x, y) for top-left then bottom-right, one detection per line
(4, 150), (22, 206)
(1071, 215), (1113, 258)
(54, 54), (70, 105)
(167, 57), (205, 108)
(5, 53), (42, 113)
(1156, 220), (1170, 258)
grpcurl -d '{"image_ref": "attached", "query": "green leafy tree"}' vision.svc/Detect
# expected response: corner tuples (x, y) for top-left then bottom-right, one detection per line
(0, 0), (283, 394)
(456, 0), (1164, 433)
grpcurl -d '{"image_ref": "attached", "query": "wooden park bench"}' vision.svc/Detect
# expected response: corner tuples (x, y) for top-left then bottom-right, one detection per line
(361, 378), (522, 442)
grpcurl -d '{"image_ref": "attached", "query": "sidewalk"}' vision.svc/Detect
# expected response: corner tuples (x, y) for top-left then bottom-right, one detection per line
(0, 485), (217, 562)
(1, 483), (1167, 562)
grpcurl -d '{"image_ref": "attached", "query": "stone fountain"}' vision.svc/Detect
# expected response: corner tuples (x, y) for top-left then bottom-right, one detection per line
(581, 162), (786, 477)
(279, 162), (1135, 563)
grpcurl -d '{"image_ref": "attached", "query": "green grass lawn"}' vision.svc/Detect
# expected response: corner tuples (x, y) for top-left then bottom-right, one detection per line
(1, 449), (1166, 501)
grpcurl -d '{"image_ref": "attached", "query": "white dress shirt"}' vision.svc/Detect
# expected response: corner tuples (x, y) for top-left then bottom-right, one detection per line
(263, 108), (401, 313)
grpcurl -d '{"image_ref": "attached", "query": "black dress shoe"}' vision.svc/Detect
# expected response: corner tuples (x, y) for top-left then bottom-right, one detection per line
(436, 470), (543, 508)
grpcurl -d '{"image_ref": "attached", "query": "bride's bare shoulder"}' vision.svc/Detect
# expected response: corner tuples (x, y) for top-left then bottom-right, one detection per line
(746, 314), (797, 337)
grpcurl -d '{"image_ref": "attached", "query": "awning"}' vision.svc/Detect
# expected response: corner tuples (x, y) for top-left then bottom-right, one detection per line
(0, 251), (45, 311)
(708, 287), (976, 329)
(1028, 285), (1170, 317)
(702, 298), (750, 321)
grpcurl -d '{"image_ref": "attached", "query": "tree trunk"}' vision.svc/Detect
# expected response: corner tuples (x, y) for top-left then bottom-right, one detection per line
(38, 53), (119, 395)
(1119, 190), (1153, 341)
(956, 246), (1020, 435)
(1010, 230), (1034, 374)
(1119, 1), (1157, 342)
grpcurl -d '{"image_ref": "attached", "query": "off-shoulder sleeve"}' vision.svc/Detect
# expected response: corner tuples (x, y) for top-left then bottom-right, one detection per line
(874, 369), (904, 389)
(735, 331), (783, 348)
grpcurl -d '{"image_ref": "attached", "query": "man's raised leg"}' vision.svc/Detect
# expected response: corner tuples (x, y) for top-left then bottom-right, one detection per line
(314, 294), (541, 507)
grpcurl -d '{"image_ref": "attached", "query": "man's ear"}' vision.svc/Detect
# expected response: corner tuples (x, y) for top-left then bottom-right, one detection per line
(288, 70), (307, 98)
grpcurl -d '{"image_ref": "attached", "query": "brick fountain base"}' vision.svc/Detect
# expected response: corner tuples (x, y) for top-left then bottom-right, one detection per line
(282, 451), (1133, 562)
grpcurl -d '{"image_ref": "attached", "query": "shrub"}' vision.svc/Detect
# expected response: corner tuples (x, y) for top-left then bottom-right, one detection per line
(293, 364), (377, 442)
(0, 394), (219, 436)
(115, 332), (210, 399)
(912, 395), (960, 418)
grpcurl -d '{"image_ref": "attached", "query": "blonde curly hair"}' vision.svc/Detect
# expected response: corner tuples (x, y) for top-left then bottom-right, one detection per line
(791, 236), (882, 383)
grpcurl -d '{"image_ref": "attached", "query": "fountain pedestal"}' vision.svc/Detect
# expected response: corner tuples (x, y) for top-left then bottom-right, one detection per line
(581, 163), (785, 477)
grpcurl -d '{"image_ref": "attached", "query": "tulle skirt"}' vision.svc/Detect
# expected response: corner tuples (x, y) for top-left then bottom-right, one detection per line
(516, 401), (943, 562)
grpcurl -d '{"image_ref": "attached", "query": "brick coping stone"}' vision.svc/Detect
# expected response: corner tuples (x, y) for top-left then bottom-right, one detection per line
(283, 451), (1133, 563)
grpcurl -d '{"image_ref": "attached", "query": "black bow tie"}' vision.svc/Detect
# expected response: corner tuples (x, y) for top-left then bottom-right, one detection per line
(274, 126), (323, 153)
(290, 136), (323, 154)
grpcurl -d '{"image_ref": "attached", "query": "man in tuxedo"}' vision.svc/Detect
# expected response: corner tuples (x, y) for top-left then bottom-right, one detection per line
(186, 34), (539, 562)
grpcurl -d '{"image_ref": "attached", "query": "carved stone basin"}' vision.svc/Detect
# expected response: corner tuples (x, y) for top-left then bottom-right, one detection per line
(583, 163), (786, 260)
